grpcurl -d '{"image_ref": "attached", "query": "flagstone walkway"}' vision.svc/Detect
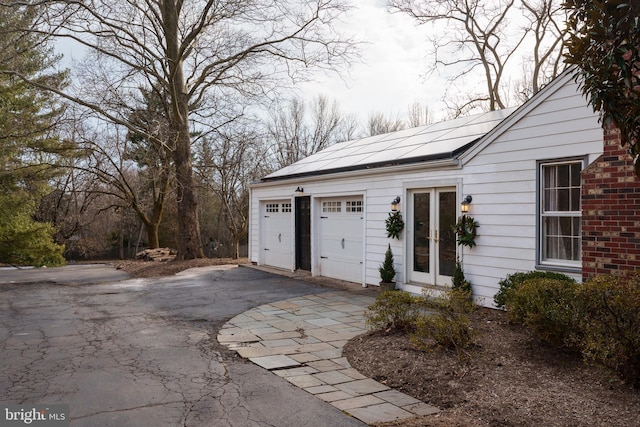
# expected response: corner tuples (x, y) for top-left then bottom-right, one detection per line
(217, 291), (440, 425)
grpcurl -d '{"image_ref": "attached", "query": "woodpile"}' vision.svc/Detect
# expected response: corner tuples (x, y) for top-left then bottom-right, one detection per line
(135, 248), (177, 262)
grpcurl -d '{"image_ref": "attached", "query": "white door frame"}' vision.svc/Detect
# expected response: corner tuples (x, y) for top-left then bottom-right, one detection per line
(407, 187), (457, 286)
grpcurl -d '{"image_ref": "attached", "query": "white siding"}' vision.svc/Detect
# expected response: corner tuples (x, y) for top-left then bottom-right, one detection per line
(459, 77), (602, 303)
(251, 164), (462, 287)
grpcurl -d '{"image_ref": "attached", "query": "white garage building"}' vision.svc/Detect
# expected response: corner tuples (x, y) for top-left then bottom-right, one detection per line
(248, 70), (604, 305)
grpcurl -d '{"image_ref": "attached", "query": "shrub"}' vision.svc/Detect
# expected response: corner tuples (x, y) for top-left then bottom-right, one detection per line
(494, 270), (576, 309)
(451, 258), (472, 295)
(575, 274), (640, 387)
(365, 290), (423, 332)
(378, 244), (396, 283)
(411, 288), (478, 356)
(504, 278), (579, 348)
(423, 287), (476, 315)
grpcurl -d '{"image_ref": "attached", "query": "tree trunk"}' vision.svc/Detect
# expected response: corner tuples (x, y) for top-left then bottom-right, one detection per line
(173, 131), (204, 259)
(118, 210), (125, 260)
(146, 222), (160, 249)
(145, 194), (165, 249)
(163, 0), (204, 260)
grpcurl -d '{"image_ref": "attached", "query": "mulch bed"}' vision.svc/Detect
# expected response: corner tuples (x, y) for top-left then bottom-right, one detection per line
(343, 308), (640, 427)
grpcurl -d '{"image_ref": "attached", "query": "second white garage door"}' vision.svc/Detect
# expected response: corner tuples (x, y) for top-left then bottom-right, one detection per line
(318, 197), (364, 283)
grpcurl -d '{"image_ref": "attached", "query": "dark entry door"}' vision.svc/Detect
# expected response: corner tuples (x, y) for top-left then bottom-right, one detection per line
(295, 196), (311, 271)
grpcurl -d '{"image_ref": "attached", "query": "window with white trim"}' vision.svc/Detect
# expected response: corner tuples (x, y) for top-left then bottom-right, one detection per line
(539, 160), (582, 267)
(322, 201), (341, 213)
(346, 200), (363, 213)
(266, 203), (279, 213)
(281, 203), (292, 213)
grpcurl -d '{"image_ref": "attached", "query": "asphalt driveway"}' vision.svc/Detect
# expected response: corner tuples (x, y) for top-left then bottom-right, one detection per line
(0, 264), (367, 426)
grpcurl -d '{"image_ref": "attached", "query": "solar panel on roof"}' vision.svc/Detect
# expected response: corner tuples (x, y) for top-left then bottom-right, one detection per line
(262, 107), (517, 180)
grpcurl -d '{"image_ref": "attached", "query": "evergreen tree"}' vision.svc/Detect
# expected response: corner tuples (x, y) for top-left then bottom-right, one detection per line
(565, 1), (640, 175)
(0, 6), (68, 266)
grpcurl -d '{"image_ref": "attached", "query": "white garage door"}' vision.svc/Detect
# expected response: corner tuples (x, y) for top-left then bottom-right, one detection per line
(318, 197), (364, 283)
(261, 201), (293, 270)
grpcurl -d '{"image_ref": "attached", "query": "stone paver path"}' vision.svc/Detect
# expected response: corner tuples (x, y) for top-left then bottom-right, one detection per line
(218, 291), (439, 425)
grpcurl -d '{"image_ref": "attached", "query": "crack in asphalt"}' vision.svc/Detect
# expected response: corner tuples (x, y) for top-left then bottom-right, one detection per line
(1, 268), (367, 427)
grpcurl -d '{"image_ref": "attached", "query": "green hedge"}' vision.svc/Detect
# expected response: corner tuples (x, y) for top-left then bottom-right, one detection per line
(494, 270), (576, 309)
(575, 274), (640, 388)
(501, 271), (640, 387)
(504, 278), (579, 348)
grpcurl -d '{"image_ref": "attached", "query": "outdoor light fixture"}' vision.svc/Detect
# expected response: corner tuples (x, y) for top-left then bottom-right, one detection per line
(460, 195), (472, 214)
(390, 196), (401, 212)
(294, 186), (304, 195)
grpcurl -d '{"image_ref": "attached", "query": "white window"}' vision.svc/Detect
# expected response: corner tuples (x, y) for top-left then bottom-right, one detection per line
(266, 203), (279, 213)
(281, 203), (292, 213)
(539, 160), (582, 267)
(346, 200), (363, 213)
(322, 201), (341, 213)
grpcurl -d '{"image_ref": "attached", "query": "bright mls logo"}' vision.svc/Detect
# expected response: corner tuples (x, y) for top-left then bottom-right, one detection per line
(1, 405), (69, 427)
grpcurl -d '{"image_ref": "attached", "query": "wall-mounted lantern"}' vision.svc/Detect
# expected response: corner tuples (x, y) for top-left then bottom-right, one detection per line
(294, 186), (304, 196)
(390, 196), (401, 212)
(460, 195), (472, 214)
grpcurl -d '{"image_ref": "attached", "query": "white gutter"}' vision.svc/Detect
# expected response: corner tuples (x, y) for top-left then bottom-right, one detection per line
(250, 157), (460, 189)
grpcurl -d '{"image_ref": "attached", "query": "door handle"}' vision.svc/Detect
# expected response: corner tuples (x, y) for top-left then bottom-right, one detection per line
(341, 238), (345, 249)
(278, 233), (282, 242)
(434, 229), (439, 243)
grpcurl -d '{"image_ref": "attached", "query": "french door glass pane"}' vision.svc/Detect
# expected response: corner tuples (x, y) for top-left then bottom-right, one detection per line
(439, 192), (456, 277)
(413, 193), (430, 273)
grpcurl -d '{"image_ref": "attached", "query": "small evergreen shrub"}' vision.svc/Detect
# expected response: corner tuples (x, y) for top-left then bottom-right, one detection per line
(365, 290), (423, 332)
(378, 244), (396, 283)
(451, 258), (472, 295)
(504, 278), (579, 348)
(575, 274), (640, 387)
(411, 288), (478, 356)
(494, 270), (576, 309)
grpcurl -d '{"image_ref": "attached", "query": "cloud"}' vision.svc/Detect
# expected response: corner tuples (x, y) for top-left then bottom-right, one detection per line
(297, 2), (446, 121)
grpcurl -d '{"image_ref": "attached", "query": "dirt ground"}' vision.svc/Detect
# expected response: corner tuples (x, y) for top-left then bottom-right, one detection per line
(343, 308), (640, 427)
(116, 260), (639, 427)
(113, 257), (250, 278)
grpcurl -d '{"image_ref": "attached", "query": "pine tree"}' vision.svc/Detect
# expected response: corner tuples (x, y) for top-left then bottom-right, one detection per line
(0, 6), (68, 266)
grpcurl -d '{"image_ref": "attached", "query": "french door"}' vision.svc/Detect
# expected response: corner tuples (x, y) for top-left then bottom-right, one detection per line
(408, 188), (457, 285)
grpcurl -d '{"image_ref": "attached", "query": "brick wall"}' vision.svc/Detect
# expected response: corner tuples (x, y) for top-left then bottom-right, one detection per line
(581, 126), (640, 280)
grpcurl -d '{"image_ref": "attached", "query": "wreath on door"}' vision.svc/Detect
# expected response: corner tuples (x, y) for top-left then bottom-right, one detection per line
(453, 215), (479, 248)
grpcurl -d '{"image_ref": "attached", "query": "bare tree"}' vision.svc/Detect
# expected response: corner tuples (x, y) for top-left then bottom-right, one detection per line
(267, 95), (359, 169)
(366, 111), (405, 136)
(389, 0), (566, 114)
(194, 125), (268, 258)
(1, 0), (356, 259)
(515, 0), (567, 101)
(407, 101), (433, 127)
(59, 104), (173, 251)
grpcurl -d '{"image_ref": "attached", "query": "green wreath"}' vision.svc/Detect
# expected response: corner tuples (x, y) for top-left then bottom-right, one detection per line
(385, 211), (405, 240)
(453, 215), (479, 248)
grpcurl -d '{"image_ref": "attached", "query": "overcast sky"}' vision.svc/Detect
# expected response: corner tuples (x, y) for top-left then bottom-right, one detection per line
(297, 2), (447, 122)
(55, 1), (446, 123)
